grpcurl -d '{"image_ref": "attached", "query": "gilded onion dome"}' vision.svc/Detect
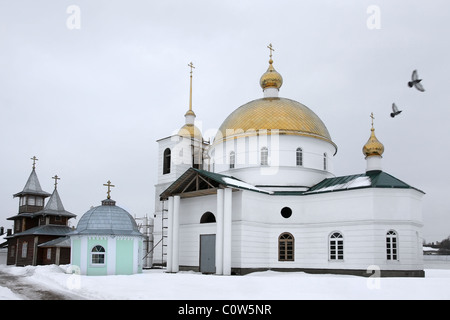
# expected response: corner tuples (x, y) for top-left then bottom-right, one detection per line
(363, 113), (384, 158)
(260, 58), (283, 90)
(260, 44), (282, 90)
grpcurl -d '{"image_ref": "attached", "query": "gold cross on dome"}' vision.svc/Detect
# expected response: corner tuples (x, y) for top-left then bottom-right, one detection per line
(52, 175), (60, 189)
(370, 112), (375, 128)
(188, 62), (195, 75)
(267, 43), (275, 58)
(103, 180), (115, 199)
(31, 156), (38, 169)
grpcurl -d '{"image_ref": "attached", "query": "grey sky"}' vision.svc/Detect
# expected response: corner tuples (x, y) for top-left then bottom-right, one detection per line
(1, 0), (449, 243)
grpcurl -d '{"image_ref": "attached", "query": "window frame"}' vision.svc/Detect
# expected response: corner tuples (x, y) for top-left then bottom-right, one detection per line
(296, 148), (303, 166)
(163, 148), (171, 175)
(386, 230), (399, 261)
(261, 147), (268, 166)
(229, 151), (235, 169)
(278, 232), (295, 261)
(91, 245), (106, 265)
(21, 241), (28, 258)
(329, 232), (344, 261)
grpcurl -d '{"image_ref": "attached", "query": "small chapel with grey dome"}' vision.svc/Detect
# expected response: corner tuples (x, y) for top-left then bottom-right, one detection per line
(153, 44), (425, 277)
(69, 181), (145, 275)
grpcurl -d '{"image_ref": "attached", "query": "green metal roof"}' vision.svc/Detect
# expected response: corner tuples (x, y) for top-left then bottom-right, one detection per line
(304, 170), (425, 195)
(160, 168), (424, 199)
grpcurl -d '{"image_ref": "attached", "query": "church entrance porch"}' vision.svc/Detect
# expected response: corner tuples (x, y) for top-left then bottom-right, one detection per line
(199, 234), (216, 274)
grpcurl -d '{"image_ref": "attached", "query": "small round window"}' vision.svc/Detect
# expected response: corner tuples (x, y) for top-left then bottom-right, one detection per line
(281, 207), (292, 218)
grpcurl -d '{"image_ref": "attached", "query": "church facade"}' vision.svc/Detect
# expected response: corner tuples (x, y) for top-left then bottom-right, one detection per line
(153, 47), (425, 277)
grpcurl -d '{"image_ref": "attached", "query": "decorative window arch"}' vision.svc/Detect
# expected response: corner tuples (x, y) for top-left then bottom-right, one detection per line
(200, 212), (216, 224)
(296, 148), (303, 166)
(323, 153), (327, 171)
(91, 245), (106, 265)
(329, 232), (343, 260)
(278, 233), (294, 261)
(229, 151), (235, 169)
(386, 230), (398, 260)
(261, 147), (268, 165)
(163, 148), (171, 174)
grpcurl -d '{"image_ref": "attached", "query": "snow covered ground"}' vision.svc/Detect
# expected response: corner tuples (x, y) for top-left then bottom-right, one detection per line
(1, 264), (450, 300)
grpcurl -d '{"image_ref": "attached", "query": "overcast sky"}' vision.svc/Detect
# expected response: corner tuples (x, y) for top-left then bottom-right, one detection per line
(1, 0), (449, 243)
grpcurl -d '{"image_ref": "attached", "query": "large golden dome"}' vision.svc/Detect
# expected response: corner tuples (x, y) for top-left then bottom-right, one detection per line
(213, 97), (336, 150)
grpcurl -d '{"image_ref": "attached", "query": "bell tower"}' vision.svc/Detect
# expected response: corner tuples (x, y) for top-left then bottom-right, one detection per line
(153, 62), (209, 266)
(13, 156), (51, 217)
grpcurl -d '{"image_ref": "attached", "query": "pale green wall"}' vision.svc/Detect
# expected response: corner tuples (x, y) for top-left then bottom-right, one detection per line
(87, 238), (108, 276)
(116, 238), (133, 275)
(71, 238), (81, 269)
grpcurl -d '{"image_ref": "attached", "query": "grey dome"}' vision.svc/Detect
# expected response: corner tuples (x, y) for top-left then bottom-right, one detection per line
(71, 199), (143, 236)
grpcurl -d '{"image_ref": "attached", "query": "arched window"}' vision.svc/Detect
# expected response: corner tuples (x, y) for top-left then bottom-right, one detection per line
(229, 151), (235, 169)
(278, 233), (294, 261)
(329, 232), (343, 260)
(163, 148), (171, 174)
(91, 245), (106, 265)
(200, 212), (216, 224)
(386, 230), (398, 260)
(261, 147), (268, 165)
(296, 148), (303, 166)
(323, 153), (327, 171)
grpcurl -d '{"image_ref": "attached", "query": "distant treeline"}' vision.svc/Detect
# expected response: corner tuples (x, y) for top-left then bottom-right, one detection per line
(424, 236), (450, 255)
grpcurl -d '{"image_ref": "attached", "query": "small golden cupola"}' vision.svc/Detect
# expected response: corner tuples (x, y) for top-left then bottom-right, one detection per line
(363, 113), (384, 172)
(260, 43), (283, 95)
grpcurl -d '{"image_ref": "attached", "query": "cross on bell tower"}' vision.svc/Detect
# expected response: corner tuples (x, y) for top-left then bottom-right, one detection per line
(52, 175), (60, 189)
(31, 156), (38, 169)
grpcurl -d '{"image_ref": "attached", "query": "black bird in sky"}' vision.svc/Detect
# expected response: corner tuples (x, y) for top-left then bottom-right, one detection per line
(408, 69), (425, 92)
(390, 103), (402, 118)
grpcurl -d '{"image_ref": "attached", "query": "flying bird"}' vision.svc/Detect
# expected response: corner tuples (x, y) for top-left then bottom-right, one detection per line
(408, 69), (425, 92)
(390, 103), (402, 118)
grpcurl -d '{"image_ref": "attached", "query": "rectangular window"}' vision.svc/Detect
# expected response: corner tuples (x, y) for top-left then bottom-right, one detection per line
(36, 197), (43, 206)
(28, 196), (35, 206)
(261, 147), (268, 166)
(21, 242), (28, 258)
(92, 253), (105, 264)
(46, 248), (52, 260)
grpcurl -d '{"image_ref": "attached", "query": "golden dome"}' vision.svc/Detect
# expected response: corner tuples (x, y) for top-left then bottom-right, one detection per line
(260, 59), (283, 90)
(363, 127), (384, 157)
(178, 123), (203, 140)
(213, 97), (336, 151)
(185, 109), (196, 117)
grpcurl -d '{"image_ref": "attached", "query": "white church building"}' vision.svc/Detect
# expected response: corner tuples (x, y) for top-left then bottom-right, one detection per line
(153, 47), (425, 277)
